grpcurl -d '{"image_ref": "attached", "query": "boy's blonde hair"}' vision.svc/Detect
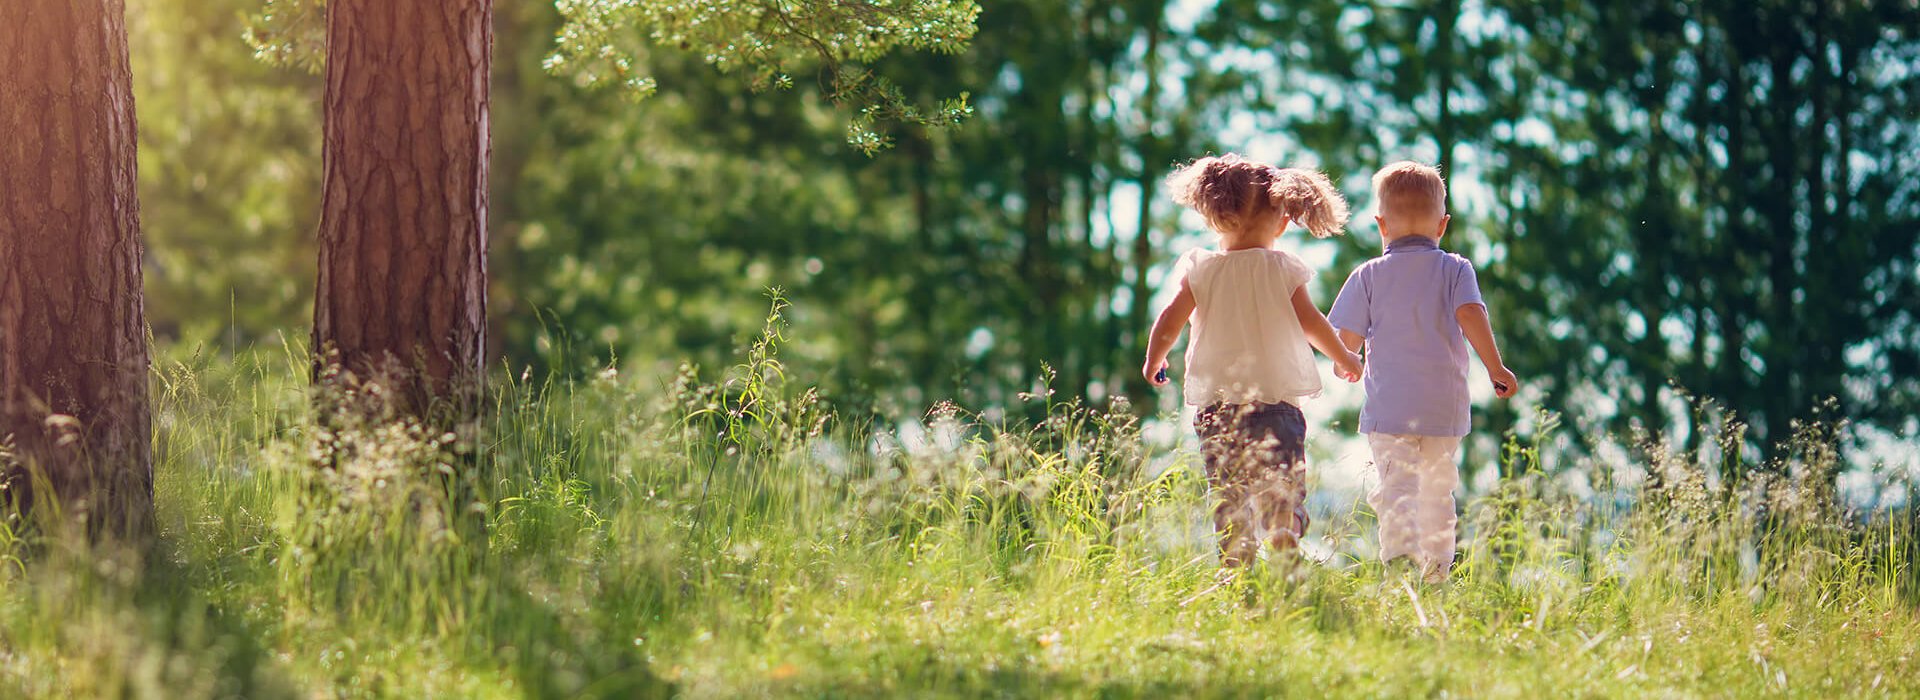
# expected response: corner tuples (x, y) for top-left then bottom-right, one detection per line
(1168, 154), (1349, 238)
(1372, 161), (1447, 227)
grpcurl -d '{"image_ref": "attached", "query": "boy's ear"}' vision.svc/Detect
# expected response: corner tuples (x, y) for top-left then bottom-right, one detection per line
(1436, 214), (1451, 241)
(1373, 214), (1387, 238)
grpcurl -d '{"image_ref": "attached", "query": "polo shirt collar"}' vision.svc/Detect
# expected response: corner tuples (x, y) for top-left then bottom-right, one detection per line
(1386, 235), (1440, 253)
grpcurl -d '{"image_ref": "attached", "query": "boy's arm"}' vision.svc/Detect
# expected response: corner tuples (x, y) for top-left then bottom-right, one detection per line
(1291, 286), (1362, 382)
(1325, 267), (1368, 355)
(1143, 281), (1196, 386)
(1455, 303), (1518, 398)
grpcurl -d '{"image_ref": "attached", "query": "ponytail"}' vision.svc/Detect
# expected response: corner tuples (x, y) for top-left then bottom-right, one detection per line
(1268, 168), (1350, 239)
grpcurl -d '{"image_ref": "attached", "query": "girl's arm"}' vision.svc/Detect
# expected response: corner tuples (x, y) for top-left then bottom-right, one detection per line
(1291, 286), (1363, 382)
(1143, 281), (1196, 386)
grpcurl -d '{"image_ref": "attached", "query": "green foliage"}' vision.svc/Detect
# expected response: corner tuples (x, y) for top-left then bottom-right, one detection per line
(545, 0), (981, 153)
(158, 0), (1920, 458)
(496, 0), (1275, 422)
(1212, 0), (1920, 452)
(131, 0), (322, 342)
(243, 0), (979, 152)
(1478, 0), (1920, 448)
(2, 334), (1917, 697)
(492, 7), (925, 406)
(242, 0), (326, 73)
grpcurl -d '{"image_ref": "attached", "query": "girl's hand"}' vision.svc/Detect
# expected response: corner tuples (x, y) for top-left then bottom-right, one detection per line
(1334, 350), (1363, 383)
(1143, 358), (1170, 386)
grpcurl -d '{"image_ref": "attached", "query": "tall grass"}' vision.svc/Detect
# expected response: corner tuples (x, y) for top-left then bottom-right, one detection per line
(1, 308), (1915, 697)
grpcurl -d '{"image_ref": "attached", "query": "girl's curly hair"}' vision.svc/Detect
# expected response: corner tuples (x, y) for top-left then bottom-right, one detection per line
(1167, 154), (1350, 239)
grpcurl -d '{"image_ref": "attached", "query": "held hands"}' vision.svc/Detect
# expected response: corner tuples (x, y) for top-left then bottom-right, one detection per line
(1489, 365), (1519, 398)
(1143, 357), (1170, 387)
(1333, 349), (1363, 383)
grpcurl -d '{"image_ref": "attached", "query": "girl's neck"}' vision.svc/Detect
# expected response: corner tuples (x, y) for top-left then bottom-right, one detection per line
(1220, 234), (1279, 251)
(1220, 216), (1287, 250)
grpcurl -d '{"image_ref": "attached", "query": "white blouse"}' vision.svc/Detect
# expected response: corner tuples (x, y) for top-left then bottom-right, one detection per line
(1176, 247), (1322, 406)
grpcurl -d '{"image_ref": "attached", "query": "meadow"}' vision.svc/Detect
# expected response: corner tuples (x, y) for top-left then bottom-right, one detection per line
(6, 0), (1917, 697)
(2, 313), (1915, 699)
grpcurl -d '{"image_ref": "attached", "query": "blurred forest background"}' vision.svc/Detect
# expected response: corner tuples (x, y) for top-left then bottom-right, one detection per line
(133, 0), (1920, 468)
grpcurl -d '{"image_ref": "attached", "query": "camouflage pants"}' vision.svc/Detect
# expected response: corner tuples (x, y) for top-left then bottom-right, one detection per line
(1195, 401), (1309, 567)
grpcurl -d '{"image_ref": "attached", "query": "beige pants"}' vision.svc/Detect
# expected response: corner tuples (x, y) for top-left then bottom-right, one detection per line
(1366, 433), (1462, 579)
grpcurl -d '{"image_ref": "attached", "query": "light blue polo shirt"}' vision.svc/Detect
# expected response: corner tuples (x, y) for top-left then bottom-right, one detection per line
(1327, 235), (1484, 437)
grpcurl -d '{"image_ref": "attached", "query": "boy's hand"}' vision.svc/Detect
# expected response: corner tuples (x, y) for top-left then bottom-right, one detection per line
(1144, 358), (1170, 387)
(1334, 350), (1363, 383)
(1489, 365), (1518, 398)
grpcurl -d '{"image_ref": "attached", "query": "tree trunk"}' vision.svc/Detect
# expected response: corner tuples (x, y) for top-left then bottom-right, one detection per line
(1761, 33), (1800, 449)
(1126, 5), (1165, 413)
(1434, 0), (1458, 199)
(0, 0), (151, 534)
(314, 0), (492, 422)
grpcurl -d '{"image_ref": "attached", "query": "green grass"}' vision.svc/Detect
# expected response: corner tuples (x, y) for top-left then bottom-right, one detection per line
(2, 319), (1916, 698)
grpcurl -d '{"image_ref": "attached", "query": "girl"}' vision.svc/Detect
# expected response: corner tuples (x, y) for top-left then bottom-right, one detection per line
(1142, 154), (1362, 568)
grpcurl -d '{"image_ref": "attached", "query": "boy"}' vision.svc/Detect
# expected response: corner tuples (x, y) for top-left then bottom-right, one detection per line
(1327, 161), (1517, 582)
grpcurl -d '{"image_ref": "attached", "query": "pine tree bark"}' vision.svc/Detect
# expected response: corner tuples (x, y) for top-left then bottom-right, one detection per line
(314, 0), (491, 421)
(0, 0), (152, 533)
